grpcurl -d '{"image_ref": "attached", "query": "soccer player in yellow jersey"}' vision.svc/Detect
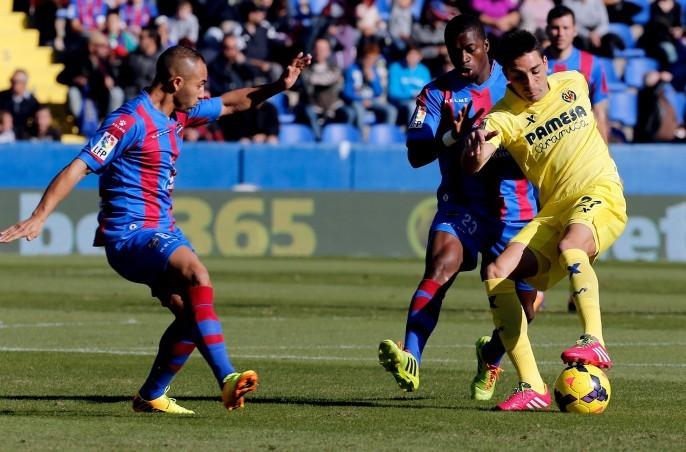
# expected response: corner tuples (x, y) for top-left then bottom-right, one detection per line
(462, 30), (627, 411)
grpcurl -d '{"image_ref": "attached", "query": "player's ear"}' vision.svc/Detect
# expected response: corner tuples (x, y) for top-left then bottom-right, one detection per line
(171, 76), (184, 93)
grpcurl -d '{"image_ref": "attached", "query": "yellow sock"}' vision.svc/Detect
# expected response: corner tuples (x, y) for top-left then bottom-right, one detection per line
(559, 249), (604, 345)
(485, 278), (546, 393)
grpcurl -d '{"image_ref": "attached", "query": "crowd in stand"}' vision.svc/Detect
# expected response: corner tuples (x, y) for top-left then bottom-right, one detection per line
(3, 0), (686, 144)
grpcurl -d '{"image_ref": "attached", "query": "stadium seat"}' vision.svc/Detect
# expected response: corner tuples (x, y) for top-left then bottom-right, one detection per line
(628, 0), (651, 24)
(599, 57), (619, 84)
(278, 123), (316, 145)
(367, 124), (406, 145)
(664, 88), (686, 121)
(608, 23), (645, 58)
(321, 123), (362, 143)
(623, 57), (659, 88)
(608, 91), (638, 127)
(267, 92), (295, 124)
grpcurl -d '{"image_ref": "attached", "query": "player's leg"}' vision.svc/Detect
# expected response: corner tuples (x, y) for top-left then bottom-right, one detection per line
(559, 185), (627, 369)
(165, 246), (258, 410)
(404, 231), (463, 362)
(484, 242), (550, 410)
(133, 292), (197, 414)
(558, 222), (612, 367)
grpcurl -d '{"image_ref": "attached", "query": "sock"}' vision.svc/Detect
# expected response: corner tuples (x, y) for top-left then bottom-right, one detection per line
(485, 278), (546, 394)
(481, 328), (505, 367)
(139, 320), (196, 400)
(403, 279), (442, 363)
(559, 248), (604, 345)
(188, 286), (235, 387)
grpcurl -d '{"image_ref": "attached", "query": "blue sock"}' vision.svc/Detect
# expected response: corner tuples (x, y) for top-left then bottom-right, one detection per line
(481, 328), (506, 366)
(189, 286), (235, 387)
(139, 320), (196, 400)
(403, 279), (444, 364)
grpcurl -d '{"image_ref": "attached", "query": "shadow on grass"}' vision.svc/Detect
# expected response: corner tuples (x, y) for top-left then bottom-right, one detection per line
(0, 394), (500, 412)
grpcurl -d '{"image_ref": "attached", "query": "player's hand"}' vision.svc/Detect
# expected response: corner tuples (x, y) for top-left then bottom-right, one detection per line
(280, 52), (312, 90)
(453, 101), (485, 138)
(0, 216), (45, 243)
(465, 128), (499, 159)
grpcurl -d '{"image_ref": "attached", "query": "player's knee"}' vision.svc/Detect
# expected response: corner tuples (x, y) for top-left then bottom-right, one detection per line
(428, 255), (460, 283)
(190, 266), (211, 287)
(160, 293), (185, 316)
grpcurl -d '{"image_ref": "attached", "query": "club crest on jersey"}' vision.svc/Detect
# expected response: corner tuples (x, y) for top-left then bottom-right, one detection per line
(89, 132), (118, 163)
(561, 90), (577, 103)
(409, 106), (427, 129)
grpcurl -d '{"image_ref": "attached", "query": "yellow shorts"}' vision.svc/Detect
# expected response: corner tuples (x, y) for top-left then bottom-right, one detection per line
(511, 180), (627, 290)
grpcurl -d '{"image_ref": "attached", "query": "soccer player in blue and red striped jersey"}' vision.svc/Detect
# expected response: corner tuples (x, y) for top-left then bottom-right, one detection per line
(377, 15), (539, 400)
(0, 45), (311, 414)
(545, 5), (609, 143)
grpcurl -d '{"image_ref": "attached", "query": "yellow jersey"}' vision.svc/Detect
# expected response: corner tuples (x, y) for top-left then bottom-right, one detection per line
(483, 71), (621, 207)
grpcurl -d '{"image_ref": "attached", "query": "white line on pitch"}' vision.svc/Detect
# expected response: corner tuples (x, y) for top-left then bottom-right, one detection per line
(0, 346), (684, 368)
(0, 319), (139, 329)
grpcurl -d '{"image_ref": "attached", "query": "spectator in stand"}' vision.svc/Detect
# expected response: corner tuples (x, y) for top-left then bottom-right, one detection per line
(154, 15), (176, 49)
(388, 46), (431, 126)
(105, 10), (137, 59)
(121, 26), (163, 99)
(0, 110), (16, 144)
(342, 42), (397, 133)
(0, 69), (40, 139)
(22, 106), (63, 142)
(389, 0), (414, 54)
(355, 0), (387, 43)
(168, 1), (200, 46)
(240, 1), (284, 84)
(545, 6), (609, 142)
(68, 0), (108, 34)
(300, 37), (350, 140)
(471, 0), (521, 37)
(209, 34), (279, 143)
(637, 0), (684, 69)
(519, 0), (555, 42)
(118, 0), (158, 37)
(562, 0), (617, 56)
(635, 71), (686, 142)
(412, 2), (452, 75)
(57, 31), (125, 134)
(603, 0), (641, 25)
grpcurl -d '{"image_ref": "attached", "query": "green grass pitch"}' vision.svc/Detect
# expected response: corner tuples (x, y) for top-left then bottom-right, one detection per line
(0, 255), (685, 451)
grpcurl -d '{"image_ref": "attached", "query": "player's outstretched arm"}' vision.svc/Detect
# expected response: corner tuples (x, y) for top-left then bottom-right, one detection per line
(461, 128), (498, 173)
(0, 158), (89, 243)
(218, 52), (312, 116)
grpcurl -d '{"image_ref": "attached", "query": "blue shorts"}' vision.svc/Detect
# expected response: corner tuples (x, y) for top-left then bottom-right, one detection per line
(105, 228), (192, 293)
(431, 209), (534, 291)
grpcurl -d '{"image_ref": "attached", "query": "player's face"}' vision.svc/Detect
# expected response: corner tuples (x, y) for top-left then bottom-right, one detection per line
(547, 15), (576, 51)
(447, 29), (490, 82)
(174, 60), (208, 111)
(505, 52), (549, 102)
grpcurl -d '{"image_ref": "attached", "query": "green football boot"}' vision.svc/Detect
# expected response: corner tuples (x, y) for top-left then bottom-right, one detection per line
(378, 339), (419, 392)
(470, 336), (503, 401)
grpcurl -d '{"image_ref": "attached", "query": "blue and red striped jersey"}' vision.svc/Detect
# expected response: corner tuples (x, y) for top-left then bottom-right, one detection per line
(77, 91), (222, 245)
(545, 47), (608, 105)
(407, 62), (537, 222)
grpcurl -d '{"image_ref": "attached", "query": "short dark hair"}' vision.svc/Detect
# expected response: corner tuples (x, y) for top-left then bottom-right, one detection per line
(444, 14), (486, 46)
(498, 29), (543, 68)
(547, 5), (575, 25)
(154, 45), (205, 84)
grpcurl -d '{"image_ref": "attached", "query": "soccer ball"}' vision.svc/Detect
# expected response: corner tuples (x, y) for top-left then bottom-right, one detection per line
(554, 364), (611, 414)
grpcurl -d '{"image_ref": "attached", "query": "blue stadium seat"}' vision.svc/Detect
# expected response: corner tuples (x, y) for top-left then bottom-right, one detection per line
(267, 92), (295, 123)
(321, 123), (363, 143)
(608, 91), (638, 126)
(278, 123), (316, 145)
(367, 124), (406, 145)
(623, 57), (659, 88)
(599, 57), (619, 83)
(412, 0), (425, 19)
(608, 23), (645, 58)
(628, 0), (651, 24)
